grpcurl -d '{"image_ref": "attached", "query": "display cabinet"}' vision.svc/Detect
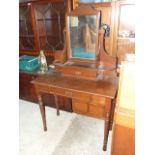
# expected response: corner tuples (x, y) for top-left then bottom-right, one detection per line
(19, 4), (37, 52)
(33, 1), (66, 51)
(19, 0), (71, 112)
(19, 0), (67, 58)
(113, 0), (135, 64)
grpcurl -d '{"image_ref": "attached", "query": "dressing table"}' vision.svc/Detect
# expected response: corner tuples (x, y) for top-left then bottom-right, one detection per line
(32, 4), (118, 151)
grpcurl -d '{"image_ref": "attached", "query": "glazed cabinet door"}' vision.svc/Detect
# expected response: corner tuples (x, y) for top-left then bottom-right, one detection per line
(113, 0), (135, 64)
(19, 3), (37, 53)
(19, 0), (67, 57)
(33, 1), (66, 52)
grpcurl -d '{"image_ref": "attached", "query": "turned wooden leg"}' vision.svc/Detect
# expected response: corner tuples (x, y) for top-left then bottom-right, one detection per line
(103, 111), (110, 151)
(38, 94), (47, 131)
(103, 98), (112, 151)
(54, 94), (60, 116)
(109, 99), (116, 130)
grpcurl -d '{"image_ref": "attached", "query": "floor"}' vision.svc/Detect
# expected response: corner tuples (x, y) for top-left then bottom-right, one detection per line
(19, 99), (112, 155)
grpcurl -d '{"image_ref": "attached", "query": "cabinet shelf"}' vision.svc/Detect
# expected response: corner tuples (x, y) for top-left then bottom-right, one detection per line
(79, 2), (112, 7)
(117, 37), (135, 42)
(39, 35), (58, 38)
(19, 20), (25, 22)
(36, 17), (62, 21)
(20, 35), (34, 38)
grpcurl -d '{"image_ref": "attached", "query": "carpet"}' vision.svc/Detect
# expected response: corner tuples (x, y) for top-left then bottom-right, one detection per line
(19, 100), (112, 155)
(51, 115), (112, 155)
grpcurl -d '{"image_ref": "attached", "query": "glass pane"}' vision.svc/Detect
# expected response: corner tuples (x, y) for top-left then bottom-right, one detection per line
(69, 15), (97, 59)
(34, 2), (66, 50)
(19, 6), (35, 50)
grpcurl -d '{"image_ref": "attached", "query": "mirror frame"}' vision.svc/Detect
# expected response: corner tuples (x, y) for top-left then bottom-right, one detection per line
(66, 5), (101, 64)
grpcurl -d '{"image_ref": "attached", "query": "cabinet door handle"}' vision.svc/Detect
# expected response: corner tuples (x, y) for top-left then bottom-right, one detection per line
(65, 91), (72, 97)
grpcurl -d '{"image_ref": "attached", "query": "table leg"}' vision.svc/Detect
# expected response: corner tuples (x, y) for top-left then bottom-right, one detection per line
(54, 94), (60, 116)
(37, 94), (47, 131)
(103, 99), (111, 151)
(109, 99), (116, 130)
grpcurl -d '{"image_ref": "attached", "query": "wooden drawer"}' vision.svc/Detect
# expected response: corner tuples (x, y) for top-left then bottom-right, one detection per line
(89, 104), (104, 118)
(50, 87), (90, 101)
(36, 84), (50, 93)
(72, 99), (88, 113)
(59, 66), (97, 79)
(91, 95), (106, 105)
(72, 99), (105, 119)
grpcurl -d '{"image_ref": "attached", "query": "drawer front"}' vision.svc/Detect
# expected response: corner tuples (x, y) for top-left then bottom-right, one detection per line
(50, 87), (90, 101)
(72, 99), (88, 113)
(90, 95), (106, 105)
(50, 87), (73, 98)
(89, 104), (105, 118)
(61, 67), (97, 79)
(74, 91), (90, 101)
(72, 99), (105, 119)
(36, 84), (50, 93)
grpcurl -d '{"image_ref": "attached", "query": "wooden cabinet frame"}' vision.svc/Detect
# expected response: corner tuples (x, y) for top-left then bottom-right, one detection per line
(113, 0), (135, 63)
(19, 0), (67, 58)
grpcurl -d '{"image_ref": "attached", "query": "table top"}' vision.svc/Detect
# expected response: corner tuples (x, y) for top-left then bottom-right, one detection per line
(32, 72), (118, 99)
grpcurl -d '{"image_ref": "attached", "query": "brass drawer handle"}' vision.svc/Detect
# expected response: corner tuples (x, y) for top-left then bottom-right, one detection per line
(65, 91), (72, 97)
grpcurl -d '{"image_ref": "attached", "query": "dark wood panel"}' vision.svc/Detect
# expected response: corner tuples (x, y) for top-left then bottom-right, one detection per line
(19, 72), (37, 102)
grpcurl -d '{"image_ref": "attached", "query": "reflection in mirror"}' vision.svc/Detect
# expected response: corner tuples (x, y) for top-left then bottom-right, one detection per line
(69, 15), (97, 59)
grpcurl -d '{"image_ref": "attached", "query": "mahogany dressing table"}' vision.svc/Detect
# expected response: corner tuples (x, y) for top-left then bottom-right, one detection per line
(31, 71), (118, 151)
(32, 4), (118, 151)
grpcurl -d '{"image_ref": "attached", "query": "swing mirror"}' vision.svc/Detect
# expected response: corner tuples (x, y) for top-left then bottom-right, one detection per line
(66, 5), (100, 63)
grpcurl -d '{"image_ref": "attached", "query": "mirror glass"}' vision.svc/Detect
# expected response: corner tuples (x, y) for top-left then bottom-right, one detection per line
(68, 15), (97, 59)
